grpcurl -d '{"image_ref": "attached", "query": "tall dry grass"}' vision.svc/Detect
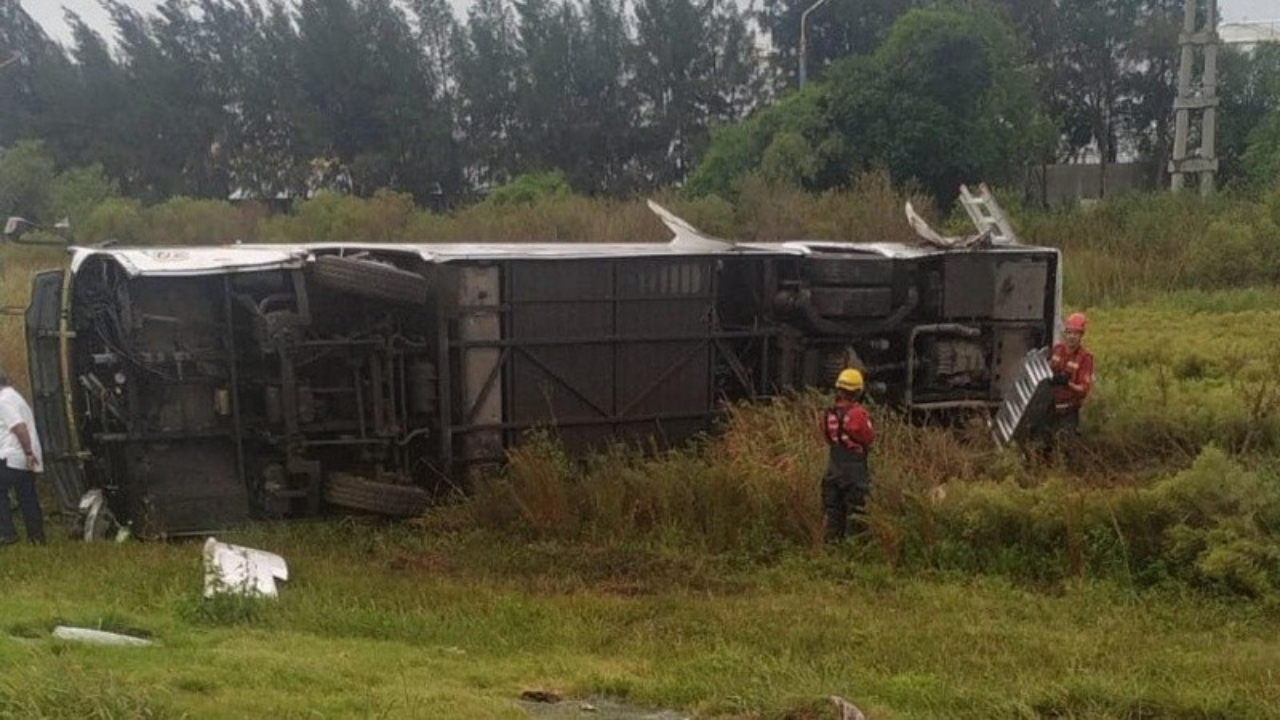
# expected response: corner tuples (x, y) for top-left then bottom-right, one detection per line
(66, 170), (940, 246)
(462, 395), (1280, 598)
(464, 395), (1017, 553)
(1019, 188), (1280, 306)
(465, 397), (829, 552)
(0, 243), (67, 395)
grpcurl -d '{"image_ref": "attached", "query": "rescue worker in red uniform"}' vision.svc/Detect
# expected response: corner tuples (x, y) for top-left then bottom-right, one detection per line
(820, 369), (876, 543)
(1041, 311), (1094, 454)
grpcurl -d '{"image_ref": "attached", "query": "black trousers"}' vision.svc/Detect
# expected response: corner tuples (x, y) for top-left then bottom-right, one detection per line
(0, 465), (45, 543)
(822, 454), (870, 542)
(1034, 407), (1080, 459)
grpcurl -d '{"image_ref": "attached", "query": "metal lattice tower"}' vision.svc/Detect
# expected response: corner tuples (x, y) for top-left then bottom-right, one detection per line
(1169, 0), (1220, 194)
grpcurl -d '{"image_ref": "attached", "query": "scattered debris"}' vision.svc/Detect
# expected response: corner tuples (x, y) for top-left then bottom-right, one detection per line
(75, 489), (128, 542)
(905, 201), (991, 250)
(830, 695), (867, 720)
(521, 690), (563, 704)
(202, 537), (289, 598)
(647, 200), (734, 251)
(52, 626), (153, 647)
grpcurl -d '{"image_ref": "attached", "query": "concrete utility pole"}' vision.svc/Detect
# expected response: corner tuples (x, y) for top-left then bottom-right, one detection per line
(1169, 0), (1220, 195)
(799, 0), (833, 88)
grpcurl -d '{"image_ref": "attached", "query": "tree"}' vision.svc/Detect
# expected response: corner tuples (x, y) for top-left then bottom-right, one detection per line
(631, 0), (759, 186)
(49, 17), (131, 180)
(688, 2), (1051, 202)
(0, 140), (56, 221)
(360, 0), (462, 200)
(411, 0), (462, 94)
(206, 0), (311, 200)
(511, 0), (581, 174)
(706, 0), (764, 123)
(410, 0), (469, 201)
(49, 164), (118, 228)
(1218, 44), (1280, 186)
(631, 0), (706, 184)
(756, 0), (917, 88)
(0, 1), (76, 152)
(1118, 0), (1181, 184)
(294, 0), (379, 193)
(2, 0), (774, 204)
(1241, 113), (1280, 190)
(96, 0), (232, 199)
(569, 0), (636, 193)
(456, 0), (521, 187)
(1043, 0), (1187, 193)
(684, 85), (829, 197)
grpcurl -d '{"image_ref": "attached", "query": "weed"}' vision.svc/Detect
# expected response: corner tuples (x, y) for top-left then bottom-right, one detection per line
(174, 592), (271, 627)
(0, 664), (175, 719)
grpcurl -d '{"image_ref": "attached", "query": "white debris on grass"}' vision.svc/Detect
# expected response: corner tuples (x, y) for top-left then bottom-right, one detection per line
(202, 537), (289, 598)
(52, 626), (153, 647)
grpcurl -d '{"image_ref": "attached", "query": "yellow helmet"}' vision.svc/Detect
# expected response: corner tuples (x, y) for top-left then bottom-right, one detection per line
(835, 368), (864, 392)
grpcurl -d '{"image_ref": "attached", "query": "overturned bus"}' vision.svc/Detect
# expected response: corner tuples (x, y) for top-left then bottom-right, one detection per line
(25, 206), (1059, 537)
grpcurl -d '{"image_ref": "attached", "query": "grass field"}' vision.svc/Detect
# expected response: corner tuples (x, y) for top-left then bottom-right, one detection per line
(2, 523), (1278, 719)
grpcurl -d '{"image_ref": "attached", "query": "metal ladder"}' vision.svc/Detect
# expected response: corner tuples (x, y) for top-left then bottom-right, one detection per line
(991, 348), (1055, 447)
(959, 183), (1019, 245)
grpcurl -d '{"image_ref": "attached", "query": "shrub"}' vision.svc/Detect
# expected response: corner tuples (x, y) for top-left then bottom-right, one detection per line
(0, 140), (56, 221)
(49, 164), (118, 229)
(1146, 446), (1280, 596)
(79, 197), (148, 244)
(482, 172), (572, 207)
(1185, 219), (1271, 286)
(144, 197), (248, 245)
(261, 189), (415, 242)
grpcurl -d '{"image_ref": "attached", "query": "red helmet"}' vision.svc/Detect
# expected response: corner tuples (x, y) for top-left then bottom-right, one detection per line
(1065, 312), (1087, 333)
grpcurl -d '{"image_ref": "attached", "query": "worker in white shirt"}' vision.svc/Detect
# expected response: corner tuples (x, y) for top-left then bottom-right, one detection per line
(0, 368), (44, 545)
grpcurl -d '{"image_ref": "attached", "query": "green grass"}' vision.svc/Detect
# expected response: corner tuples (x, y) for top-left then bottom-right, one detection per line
(1, 523), (1278, 719)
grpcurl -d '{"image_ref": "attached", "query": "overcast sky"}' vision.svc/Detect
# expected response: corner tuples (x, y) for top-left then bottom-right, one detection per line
(20, 0), (1280, 47)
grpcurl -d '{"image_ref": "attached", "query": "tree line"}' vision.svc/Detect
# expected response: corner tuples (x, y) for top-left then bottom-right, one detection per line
(1, 0), (1278, 212)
